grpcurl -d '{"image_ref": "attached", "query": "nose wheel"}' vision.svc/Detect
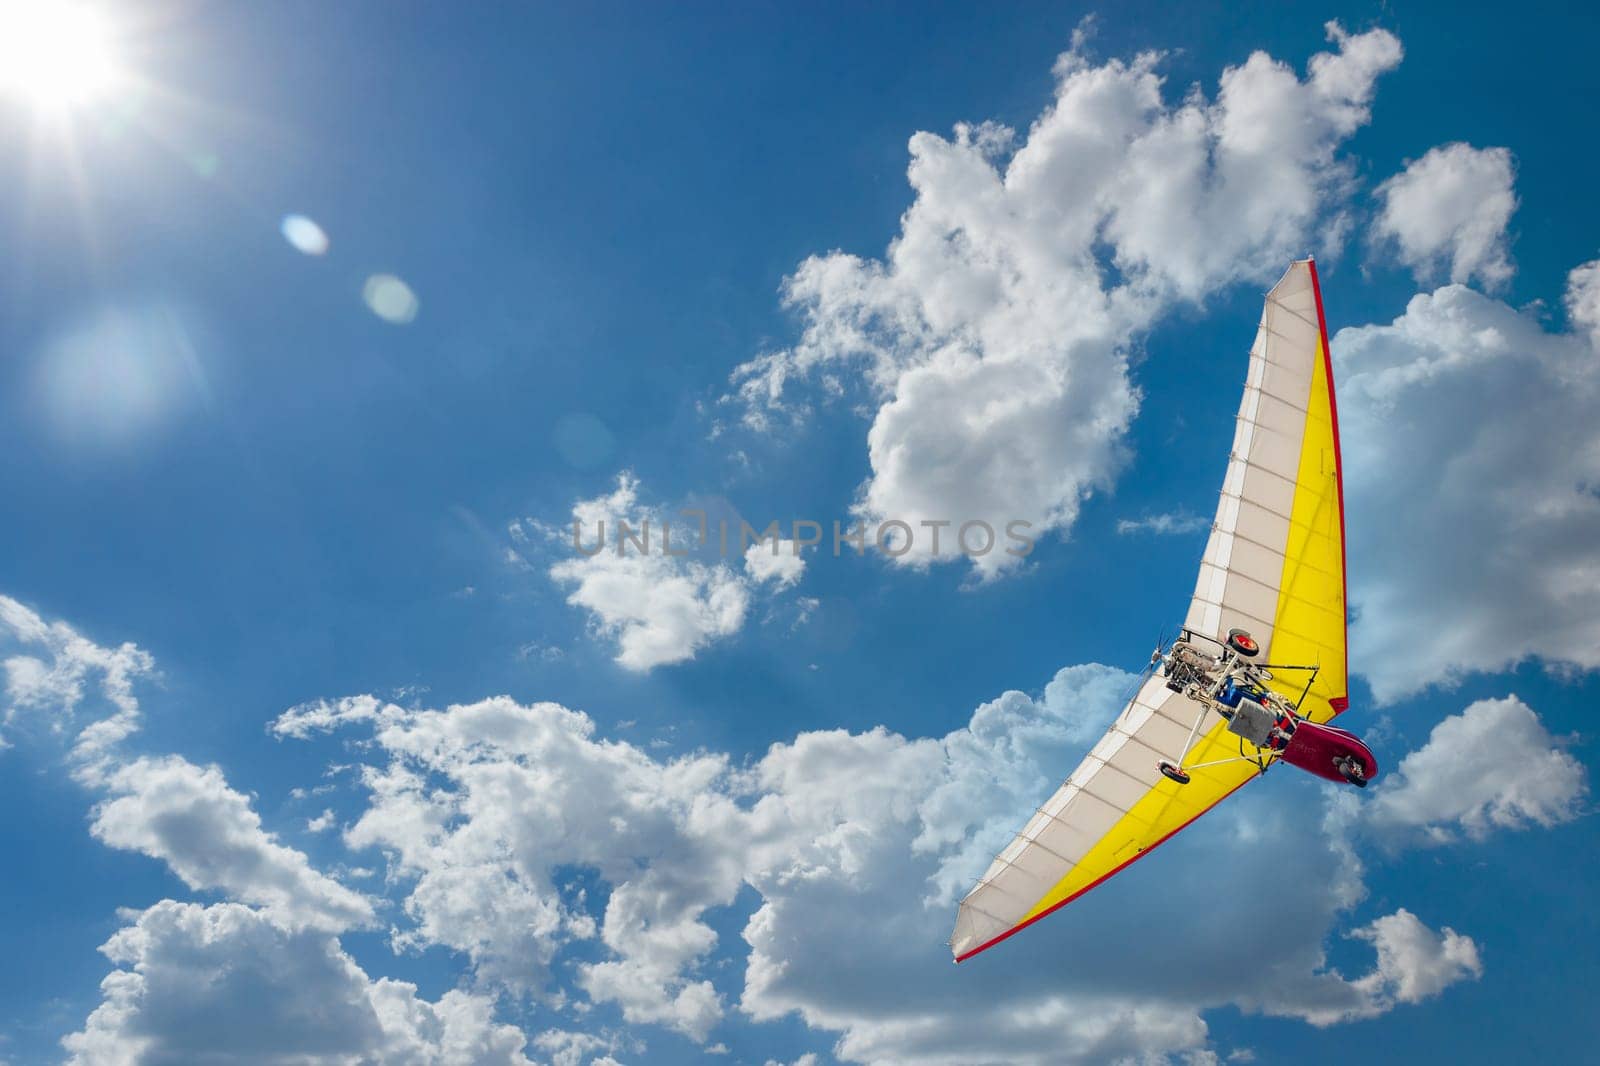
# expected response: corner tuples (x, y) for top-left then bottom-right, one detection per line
(1158, 761), (1191, 785)
(1335, 756), (1368, 788)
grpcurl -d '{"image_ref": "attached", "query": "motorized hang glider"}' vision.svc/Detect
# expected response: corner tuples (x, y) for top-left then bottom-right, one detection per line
(950, 258), (1374, 963)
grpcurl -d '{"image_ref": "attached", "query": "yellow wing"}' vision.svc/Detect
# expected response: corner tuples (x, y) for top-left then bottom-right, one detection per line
(950, 260), (1347, 961)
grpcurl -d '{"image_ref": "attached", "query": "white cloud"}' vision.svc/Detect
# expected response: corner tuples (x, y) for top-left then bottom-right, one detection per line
(281, 694), (735, 1037)
(1349, 908), (1483, 1007)
(1373, 143), (1517, 288)
(1116, 510), (1209, 536)
(281, 660), (1490, 1064)
(539, 475), (812, 670)
(0, 594), (152, 766)
(64, 901), (534, 1066)
(725, 23), (1401, 578)
(1363, 696), (1586, 843)
(1336, 264), (1600, 700)
(530, 1029), (636, 1066)
(1, 602), (534, 1062)
(90, 755), (375, 932)
(549, 475), (750, 671)
(2, 600), (451, 1065)
(1567, 258), (1600, 347)
(11, 592), (1517, 1065)
(731, 676), (1461, 1058)
(1, 597), (376, 938)
(272, 694), (391, 740)
(744, 539), (807, 589)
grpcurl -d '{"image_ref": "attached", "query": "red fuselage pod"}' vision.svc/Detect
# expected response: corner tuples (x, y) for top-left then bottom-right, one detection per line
(1278, 719), (1378, 784)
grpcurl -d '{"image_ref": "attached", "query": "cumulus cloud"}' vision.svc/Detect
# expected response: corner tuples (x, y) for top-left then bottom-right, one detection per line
(531, 1030), (635, 1066)
(1374, 143), (1517, 288)
(743, 539), (807, 589)
(1336, 263), (1600, 700)
(0, 594), (152, 765)
(90, 755), (375, 932)
(1363, 696), (1586, 844)
(548, 475), (750, 671)
(731, 686), (1464, 1059)
(280, 661), (1489, 1064)
(537, 476), (814, 670)
(1349, 909), (1483, 1008)
(2, 597), (438, 1063)
(64, 901), (534, 1066)
(278, 695), (737, 1037)
(1567, 258), (1600, 347)
(725, 23), (1401, 578)
(9, 592), (1519, 1064)
(2, 597), (375, 937)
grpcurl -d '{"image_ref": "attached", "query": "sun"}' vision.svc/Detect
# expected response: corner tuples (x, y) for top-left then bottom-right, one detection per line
(0, 1), (122, 114)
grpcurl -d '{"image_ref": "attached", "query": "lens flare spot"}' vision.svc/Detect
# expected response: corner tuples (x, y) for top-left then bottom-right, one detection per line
(32, 303), (210, 448)
(280, 214), (329, 256)
(363, 274), (419, 325)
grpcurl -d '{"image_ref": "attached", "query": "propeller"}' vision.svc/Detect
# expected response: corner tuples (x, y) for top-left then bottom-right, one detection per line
(1149, 625), (1169, 667)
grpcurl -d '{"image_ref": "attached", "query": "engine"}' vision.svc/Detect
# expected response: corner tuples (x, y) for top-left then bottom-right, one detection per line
(1162, 641), (1218, 693)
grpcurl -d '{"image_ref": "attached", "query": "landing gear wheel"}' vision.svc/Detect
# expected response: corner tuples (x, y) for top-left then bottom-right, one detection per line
(1335, 757), (1368, 788)
(1158, 761), (1191, 785)
(1226, 628), (1259, 657)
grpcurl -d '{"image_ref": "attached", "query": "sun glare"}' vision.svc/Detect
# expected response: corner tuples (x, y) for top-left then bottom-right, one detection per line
(0, 1), (121, 113)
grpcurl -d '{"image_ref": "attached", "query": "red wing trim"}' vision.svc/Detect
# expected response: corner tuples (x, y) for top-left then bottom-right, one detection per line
(1306, 259), (1350, 718)
(953, 774), (1257, 963)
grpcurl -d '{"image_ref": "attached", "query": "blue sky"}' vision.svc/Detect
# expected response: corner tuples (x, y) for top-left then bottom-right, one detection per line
(2, 2), (1598, 1064)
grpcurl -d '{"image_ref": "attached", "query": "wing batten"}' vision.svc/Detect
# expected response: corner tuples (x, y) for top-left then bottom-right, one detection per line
(950, 260), (1349, 962)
